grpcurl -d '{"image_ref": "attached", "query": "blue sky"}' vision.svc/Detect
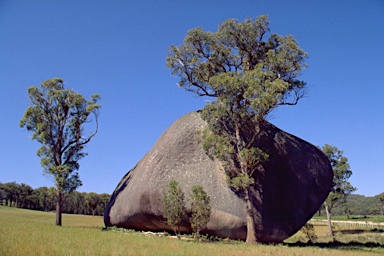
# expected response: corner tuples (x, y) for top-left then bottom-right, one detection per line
(1, 1), (383, 196)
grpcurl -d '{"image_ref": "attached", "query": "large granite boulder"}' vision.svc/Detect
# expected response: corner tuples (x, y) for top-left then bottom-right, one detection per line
(104, 112), (333, 243)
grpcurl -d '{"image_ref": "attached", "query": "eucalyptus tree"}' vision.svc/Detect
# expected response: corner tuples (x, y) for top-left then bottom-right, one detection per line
(321, 144), (356, 239)
(380, 193), (384, 215)
(20, 78), (101, 226)
(166, 16), (307, 243)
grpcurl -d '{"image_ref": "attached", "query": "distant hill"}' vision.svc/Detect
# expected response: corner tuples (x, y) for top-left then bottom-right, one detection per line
(330, 193), (383, 216)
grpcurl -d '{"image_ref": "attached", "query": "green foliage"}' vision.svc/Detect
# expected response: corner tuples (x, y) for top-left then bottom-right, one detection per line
(326, 194), (384, 216)
(321, 144), (357, 213)
(300, 223), (318, 243)
(201, 128), (234, 161)
(86, 192), (101, 216)
(166, 15), (307, 191)
(20, 78), (101, 193)
(229, 174), (254, 192)
(0, 180), (110, 216)
(379, 193), (384, 215)
(166, 16), (307, 101)
(167, 16), (307, 243)
(19, 78), (101, 225)
(189, 185), (211, 239)
(0, 181), (19, 206)
(321, 144), (356, 238)
(161, 179), (186, 238)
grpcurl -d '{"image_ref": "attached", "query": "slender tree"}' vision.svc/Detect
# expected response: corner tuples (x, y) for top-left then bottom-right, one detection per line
(161, 179), (186, 238)
(0, 182), (3, 205)
(379, 193), (384, 215)
(20, 78), (101, 226)
(321, 144), (356, 240)
(166, 16), (307, 243)
(189, 184), (211, 239)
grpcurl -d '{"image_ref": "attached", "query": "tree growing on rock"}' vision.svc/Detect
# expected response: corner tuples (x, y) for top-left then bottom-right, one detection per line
(161, 179), (186, 238)
(189, 184), (211, 239)
(166, 16), (308, 243)
(20, 78), (101, 226)
(321, 144), (356, 240)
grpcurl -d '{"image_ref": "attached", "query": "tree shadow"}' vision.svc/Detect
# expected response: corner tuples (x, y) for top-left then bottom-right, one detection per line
(283, 240), (384, 249)
(337, 228), (384, 235)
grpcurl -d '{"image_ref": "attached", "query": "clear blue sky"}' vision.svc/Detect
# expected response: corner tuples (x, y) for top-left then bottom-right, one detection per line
(1, 1), (383, 196)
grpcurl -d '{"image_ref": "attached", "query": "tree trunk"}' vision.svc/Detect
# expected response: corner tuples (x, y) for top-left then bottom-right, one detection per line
(175, 225), (181, 239)
(345, 208), (350, 219)
(56, 187), (62, 226)
(195, 228), (200, 241)
(245, 188), (258, 243)
(325, 203), (334, 240)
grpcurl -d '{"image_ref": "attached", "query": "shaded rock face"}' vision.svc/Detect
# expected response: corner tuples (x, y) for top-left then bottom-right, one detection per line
(104, 112), (333, 243)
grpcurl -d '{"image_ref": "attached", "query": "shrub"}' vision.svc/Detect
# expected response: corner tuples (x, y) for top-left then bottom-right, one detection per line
(189, 184), (211, 240)
(161, 179), (186, 238)
(300, 223), (318, 242)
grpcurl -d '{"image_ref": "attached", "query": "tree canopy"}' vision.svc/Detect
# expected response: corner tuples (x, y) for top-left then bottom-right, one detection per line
(321, 144), (356, 239)
(166, 16), (308, 243)
(20, 78), (101, 225)
(322, 144), (357, 212)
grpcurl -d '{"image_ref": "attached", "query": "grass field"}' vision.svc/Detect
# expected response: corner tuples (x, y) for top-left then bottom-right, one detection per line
(0, 206), (383, 256)
(312, 215), (384, 223)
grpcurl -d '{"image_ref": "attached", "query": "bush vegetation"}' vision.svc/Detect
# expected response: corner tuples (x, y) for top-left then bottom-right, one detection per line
(189, 184), (211, 239)
(161, 179), (186, 238)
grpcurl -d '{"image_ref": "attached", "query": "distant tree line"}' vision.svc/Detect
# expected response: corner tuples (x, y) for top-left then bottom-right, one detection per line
(0, 181), (110, 216)
(320, 193), (384, 217)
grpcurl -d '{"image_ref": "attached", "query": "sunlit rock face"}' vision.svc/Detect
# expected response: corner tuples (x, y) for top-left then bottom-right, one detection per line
(104, 112), (332, 243)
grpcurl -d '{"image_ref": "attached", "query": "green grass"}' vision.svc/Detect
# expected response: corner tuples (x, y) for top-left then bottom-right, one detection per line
(0, 206), (383, 256)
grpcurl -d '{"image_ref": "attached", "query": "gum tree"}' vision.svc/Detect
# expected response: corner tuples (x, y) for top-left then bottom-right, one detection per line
(321, 144), (356, 239)
(20, 78), (101, 226)
(379, 193), (384, 215)
(166, 16), (307, 243)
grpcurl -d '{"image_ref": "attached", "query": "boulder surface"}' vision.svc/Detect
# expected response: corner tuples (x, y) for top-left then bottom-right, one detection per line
(104, 112), (333, 242)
